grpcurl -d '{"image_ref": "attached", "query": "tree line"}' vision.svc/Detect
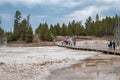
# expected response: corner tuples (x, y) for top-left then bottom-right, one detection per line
(0, 10), (120, 43)
(6, 11), (33, 43)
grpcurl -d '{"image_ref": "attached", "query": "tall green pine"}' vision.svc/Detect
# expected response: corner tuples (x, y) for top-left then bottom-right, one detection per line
(14, 10), (21, 41)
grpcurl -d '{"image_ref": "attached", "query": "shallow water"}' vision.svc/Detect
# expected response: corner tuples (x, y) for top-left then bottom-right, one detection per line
(47, 59), (120, 80)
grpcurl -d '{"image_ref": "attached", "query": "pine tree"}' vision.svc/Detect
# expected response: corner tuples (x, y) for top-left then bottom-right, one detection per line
(36, 23), (53, 41)
(85, 16), (92, 35)
(53, 23), (61, 36)
(14, 10), (22, 41)
(19, 19), (27, 42)
(25, 26), (33, 43)
(0, 17), (4, 44)
(0, 17), (3, 35)
(68, 22), (73, 36)
(50, 24), (56, 37)
(35, 23), (42, 34)
(61, 23), (67, 36)
(56, 23), (61, 35)
(96, 14), (99, 21)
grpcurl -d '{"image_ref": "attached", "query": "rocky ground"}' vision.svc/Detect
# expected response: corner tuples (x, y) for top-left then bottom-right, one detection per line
(0, 46), (99, 80)
(0, 39), (120, 80)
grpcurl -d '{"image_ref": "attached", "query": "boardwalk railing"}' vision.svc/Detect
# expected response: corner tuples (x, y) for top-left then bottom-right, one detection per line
(57, 44), (120, 56)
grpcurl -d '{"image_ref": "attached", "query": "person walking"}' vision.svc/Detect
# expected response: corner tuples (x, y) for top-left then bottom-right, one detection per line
(108, 40), (112, 50)
(73, 38), (76, 46)
(112, 40), (116, 51)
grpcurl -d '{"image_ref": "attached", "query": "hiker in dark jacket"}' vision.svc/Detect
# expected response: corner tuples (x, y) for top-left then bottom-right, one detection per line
(112, 40), (116, 51)
(108, 40), (112, 50)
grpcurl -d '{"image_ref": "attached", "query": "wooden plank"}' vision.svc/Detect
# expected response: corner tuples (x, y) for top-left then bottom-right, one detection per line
(57, 44), (120, 56)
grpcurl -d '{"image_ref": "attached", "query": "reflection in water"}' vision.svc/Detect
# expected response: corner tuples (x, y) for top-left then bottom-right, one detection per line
(47, 60), (120, 80)
(116, 67), (120, 80)
(69, 64), (81, 71)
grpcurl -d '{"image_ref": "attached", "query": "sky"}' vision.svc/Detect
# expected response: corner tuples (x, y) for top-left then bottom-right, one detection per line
(0, 0), (120, 32)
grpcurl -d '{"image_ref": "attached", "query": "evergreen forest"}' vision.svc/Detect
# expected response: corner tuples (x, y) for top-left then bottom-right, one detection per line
(0, 10), (120, 42)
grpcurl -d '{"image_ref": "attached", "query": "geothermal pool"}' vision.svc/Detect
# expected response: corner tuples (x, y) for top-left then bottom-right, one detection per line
(0, 46), (100, 80)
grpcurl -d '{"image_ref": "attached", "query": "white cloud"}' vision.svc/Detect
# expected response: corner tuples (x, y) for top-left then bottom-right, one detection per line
(1, 0), (120, 31)
(97, 0), (120, 3)
(33, 15), (48, 19)
(0, 0), (40, 4)
(61, 0), (81, 8)
(63, 5), (109, 24)
(96, 0), (120, 10)
(0, 0), (81, 8)
(0, 0), (61, 6)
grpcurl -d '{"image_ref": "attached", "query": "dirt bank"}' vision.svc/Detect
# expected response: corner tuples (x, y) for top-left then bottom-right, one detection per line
(6, 42), (55, 47)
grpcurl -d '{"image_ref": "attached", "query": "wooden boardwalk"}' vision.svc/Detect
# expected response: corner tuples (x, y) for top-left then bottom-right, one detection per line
(57, 44), (120, 56)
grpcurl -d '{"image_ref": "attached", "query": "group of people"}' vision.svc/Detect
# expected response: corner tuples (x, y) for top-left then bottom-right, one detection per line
(61, 37), (76, 46)
(61, 38), (116, 51)
(108, 40), (116, 50)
